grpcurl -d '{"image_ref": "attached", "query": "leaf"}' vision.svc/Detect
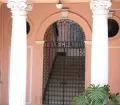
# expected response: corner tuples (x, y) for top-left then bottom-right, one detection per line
(72, 93), (88, 105)
(109, 93), (120, 105)
(86, 84), (108, 104)
(72, 84), (120, 105)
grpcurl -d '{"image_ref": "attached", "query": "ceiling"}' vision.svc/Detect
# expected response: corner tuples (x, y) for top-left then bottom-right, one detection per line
(0, 0), (120, 3)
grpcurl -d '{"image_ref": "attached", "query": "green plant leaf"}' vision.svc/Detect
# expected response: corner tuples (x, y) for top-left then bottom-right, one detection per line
(72, 84), (120, 105)
(86, 84), (108, 104)
(109, 93), (120, 105)
(72, 93), (88, 105)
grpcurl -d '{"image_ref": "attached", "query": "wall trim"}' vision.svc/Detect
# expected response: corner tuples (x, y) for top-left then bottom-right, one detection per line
(26, 46), (33, 105)
(35, 40), (45, 44)
(109, 46), (120, 48)
(84, 40), (92, 44)
(84, 41), (120, 49)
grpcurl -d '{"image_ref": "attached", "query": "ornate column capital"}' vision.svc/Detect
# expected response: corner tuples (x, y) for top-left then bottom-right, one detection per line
(90, 0), (112, 14)
(7, 1), (32, 16)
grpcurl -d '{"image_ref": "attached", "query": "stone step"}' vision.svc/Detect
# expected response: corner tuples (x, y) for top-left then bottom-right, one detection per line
(56, 56), (84, 59)
(48, 83), (84, 88)
(46, 86), (84, 92)
(51, 70), (84, 72)
(52, 68), (85, 71)
(49, 79), (84, 83)
(50, 73), (85, 76)
(51, 71), (85, 75)
(54, 65), (83, 67)
(55, 61), (84, 63)
(54, 64), (83, 66)
(53, 66), (84, 69)
(48, 83), (84, 87)
(44, 96), (74, 102)
(50, 75), (84, 80)
(53, 66), (83, 69)
(45, 90), (83, 96)
(43, 101), (72, 105)
(43, 56), (85, 105)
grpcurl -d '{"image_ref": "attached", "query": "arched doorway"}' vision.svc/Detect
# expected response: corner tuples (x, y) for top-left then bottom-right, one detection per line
(43, 19), (85, 105)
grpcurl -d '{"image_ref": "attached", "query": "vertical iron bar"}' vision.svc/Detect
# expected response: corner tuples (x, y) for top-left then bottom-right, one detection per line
(63, 21), (65, 105)
(48, 43), (50, 105)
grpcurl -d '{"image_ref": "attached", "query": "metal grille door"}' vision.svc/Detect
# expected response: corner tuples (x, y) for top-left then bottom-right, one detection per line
(43, 20), (85, 105)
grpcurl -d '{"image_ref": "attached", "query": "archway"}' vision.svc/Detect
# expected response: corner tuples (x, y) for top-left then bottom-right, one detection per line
(35, 12), (91, 41)
(42, 19), (85, 105)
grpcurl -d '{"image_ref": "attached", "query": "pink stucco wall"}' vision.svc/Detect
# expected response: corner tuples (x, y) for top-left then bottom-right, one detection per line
(0, 2), (120, 105)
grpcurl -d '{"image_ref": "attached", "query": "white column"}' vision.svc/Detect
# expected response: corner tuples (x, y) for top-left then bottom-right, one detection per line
(7, 1), (32, 105)
(90, 0), (111, 86)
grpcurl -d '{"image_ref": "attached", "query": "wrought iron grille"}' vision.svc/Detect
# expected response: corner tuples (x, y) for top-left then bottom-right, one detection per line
(43, 19), (85, 105)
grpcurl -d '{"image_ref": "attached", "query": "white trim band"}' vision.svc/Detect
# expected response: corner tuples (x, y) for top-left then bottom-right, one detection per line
(35, 40), (45, 44)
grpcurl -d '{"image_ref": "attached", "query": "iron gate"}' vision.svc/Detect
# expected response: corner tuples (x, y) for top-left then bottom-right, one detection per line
(43, 20), (85, 105)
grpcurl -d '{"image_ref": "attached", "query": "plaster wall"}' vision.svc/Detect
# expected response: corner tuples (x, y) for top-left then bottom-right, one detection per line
(0, 2), (120, 105)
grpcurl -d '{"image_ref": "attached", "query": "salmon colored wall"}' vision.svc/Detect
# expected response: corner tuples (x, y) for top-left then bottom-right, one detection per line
(0, 4), (11, 105)
(0, 2), (120, 105)
(85, 43), (91, 88)
(0, 4), (3, 105)
(109, 48), (120, 93)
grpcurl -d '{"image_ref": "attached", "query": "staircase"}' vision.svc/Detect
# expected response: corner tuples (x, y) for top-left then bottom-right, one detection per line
(43, 55), (85, 105)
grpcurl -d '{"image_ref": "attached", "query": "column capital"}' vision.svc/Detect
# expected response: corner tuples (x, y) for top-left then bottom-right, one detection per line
(90, 0), (112, 14)
(7, 1), (32, 16)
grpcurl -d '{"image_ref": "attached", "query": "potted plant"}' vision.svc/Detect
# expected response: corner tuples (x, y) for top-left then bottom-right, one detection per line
(72, 84), (120, 105)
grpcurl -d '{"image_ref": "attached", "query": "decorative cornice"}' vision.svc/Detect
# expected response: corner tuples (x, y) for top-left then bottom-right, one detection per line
(7, 1), (32, 11)
(90, 0), (112, 12)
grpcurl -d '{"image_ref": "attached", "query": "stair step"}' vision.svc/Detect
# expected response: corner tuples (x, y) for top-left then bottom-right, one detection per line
(46, 87), (84, 92)
(44, 96), (74, 101)
(55, 61), (83, 63)
(43, 101), (72, 105)
(49, 78), (84, 81)
(48, 84), (84, 88)
(49, 79), (84, 83)
(51, 74), (85, 76)
(43, 104), (70, 105)
(52, 71), (85, 74)
(50, 76), (84, 80)
(45, 91), (82, 96)
(48, 83), (84, 88)
(43, 56), (85, 105)
(53, 68), (84, 71)
(56, 56), (84, 59)
(54, 64), (82, 66)
(51, 72), (85, 75)
(52, 69), (84, 72)
(55, 61), (84, 63)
